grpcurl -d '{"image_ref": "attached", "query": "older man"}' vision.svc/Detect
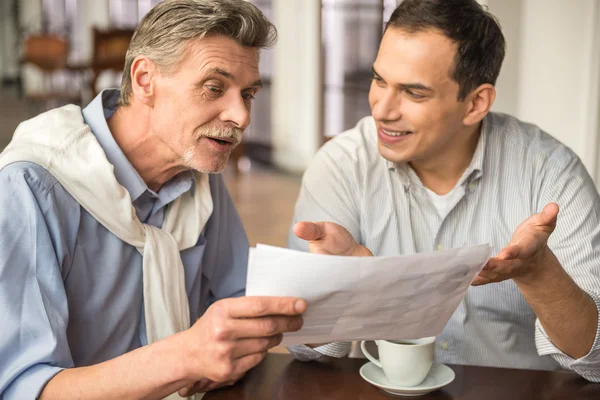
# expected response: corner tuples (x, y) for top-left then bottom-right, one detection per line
(289, 0), (600, 381)
(0, 1), (307, 399)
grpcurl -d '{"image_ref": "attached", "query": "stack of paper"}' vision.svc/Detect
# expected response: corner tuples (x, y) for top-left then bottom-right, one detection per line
(246, 244), (490, 346)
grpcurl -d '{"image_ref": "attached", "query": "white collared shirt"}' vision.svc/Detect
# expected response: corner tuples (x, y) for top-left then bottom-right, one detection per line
(287, 113), (600, 381)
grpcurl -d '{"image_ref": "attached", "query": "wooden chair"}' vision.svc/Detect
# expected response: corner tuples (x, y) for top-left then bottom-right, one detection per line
(89, 27), (135, 97)
(21, 34), (83, 106)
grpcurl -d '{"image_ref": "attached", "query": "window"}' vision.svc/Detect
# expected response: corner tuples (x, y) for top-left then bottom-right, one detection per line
(109, 0), (161, 28)
(322, 0), (397, 138)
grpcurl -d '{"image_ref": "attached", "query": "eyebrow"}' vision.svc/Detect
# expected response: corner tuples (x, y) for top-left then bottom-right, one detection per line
(208, 67), (264, 89)
(372, 66), (433, 92)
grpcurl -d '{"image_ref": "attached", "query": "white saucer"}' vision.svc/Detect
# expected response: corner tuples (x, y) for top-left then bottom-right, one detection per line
(359, 362), (455, 397)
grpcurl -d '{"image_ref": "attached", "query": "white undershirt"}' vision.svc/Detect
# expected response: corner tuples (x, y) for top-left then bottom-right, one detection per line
(424, 185), (460, 219)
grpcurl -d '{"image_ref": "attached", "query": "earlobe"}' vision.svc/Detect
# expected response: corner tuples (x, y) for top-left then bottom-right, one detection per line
(130, 56), (155, 107)
(463, 84), (496, 126)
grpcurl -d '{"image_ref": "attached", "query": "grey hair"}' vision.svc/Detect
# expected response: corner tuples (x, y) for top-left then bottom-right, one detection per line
(119, 0), (276, 106)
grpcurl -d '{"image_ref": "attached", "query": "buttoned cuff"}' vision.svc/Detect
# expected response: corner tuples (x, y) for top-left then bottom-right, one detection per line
(2, 364), (64, 399)
(287, 342), (351, 362)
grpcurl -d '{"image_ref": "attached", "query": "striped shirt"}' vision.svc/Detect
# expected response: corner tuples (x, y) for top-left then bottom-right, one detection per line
(287, 113), (600, 381)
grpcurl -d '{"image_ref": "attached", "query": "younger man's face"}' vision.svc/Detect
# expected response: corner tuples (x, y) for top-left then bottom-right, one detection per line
(368, 27), (471, 168)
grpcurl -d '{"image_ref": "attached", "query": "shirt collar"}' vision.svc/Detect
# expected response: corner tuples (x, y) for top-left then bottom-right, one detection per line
(81, 89), (195, 206)
(386, 116), (489, 188)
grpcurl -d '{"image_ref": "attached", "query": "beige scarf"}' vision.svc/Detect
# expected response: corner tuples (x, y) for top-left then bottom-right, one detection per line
(0, 105), (212, 399)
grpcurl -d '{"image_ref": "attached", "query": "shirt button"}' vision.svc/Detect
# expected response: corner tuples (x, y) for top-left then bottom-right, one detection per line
(435, 244), (444, 251)
(468, 182), (477, 191)
(439, 341), (449, 350)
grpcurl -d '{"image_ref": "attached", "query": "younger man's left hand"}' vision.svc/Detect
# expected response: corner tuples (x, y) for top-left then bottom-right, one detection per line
(472, 203), (560, 286)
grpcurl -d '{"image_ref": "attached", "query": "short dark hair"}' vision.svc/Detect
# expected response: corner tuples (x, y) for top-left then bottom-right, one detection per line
(386, 0), (505, 100)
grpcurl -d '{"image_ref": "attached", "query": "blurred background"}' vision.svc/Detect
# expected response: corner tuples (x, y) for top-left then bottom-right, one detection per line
(0, 0), (599, 249)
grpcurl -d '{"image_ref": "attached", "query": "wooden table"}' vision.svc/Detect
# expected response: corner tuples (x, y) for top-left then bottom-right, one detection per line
(205, 353), (600, 399)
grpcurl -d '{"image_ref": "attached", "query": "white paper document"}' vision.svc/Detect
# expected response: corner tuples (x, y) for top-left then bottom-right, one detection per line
(246, 244), (491, 346)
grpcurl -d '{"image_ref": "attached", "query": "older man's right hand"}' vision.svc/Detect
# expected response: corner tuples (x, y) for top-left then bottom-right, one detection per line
(180, 296), (306, 394)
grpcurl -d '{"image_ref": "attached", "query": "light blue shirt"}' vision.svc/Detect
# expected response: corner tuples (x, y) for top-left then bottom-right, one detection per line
(0, 90), (249, 399)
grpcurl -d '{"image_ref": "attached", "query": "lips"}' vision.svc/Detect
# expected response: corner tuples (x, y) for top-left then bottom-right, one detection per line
(381, 128), (413, 137)
(377, 125), (414, 145)
(203, 137), (238, 154)
(206, 136), (238, 146)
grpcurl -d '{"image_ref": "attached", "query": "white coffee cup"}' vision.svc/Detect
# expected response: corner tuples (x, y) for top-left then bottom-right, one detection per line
(360, 337), (435, 387)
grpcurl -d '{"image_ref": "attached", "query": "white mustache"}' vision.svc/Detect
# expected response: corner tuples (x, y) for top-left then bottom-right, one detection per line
(197, 125), (243, 145)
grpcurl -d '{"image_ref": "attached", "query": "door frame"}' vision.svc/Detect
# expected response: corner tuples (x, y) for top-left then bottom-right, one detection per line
(584, 1), (600, 185)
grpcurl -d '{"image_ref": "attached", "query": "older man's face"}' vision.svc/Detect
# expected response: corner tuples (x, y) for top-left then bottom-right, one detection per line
(151, 35), (262, 173)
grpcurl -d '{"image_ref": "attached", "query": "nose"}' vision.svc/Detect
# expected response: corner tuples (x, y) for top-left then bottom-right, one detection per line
(219, 92), (251, 130)
(371, 89), (402, 122)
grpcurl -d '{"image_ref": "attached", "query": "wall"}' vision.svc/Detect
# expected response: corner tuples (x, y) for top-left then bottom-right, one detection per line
(74, 0), (111, 62)
(487, 0), (522, 117)
(488, 0), (600, 183)
(271, 0), (322, 173)
(269, 0), (600, 179)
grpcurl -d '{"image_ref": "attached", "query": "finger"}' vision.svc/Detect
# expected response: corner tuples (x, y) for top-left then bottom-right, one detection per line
(230, 316), (303, 339)
(198, 379), (237, 393)
(493, 245), (521, 261)
(476, 262), (518, 284)
(178, 386), (191, 397)
(179, 379), (210, 397)
(293, 221), (325, 241)
(232, 352), (267, 378)
(485, 257), (522, 274)
(205, 380), (228, 392)
(476, 269), (501, 282)
(471, 275), (491, 286)
(190, 379), (214, 395)
(231, 334), (284, 358)
(473, 274), (500, 286)
(178, 384), (192, 397)
(226, 296), (307, 318)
